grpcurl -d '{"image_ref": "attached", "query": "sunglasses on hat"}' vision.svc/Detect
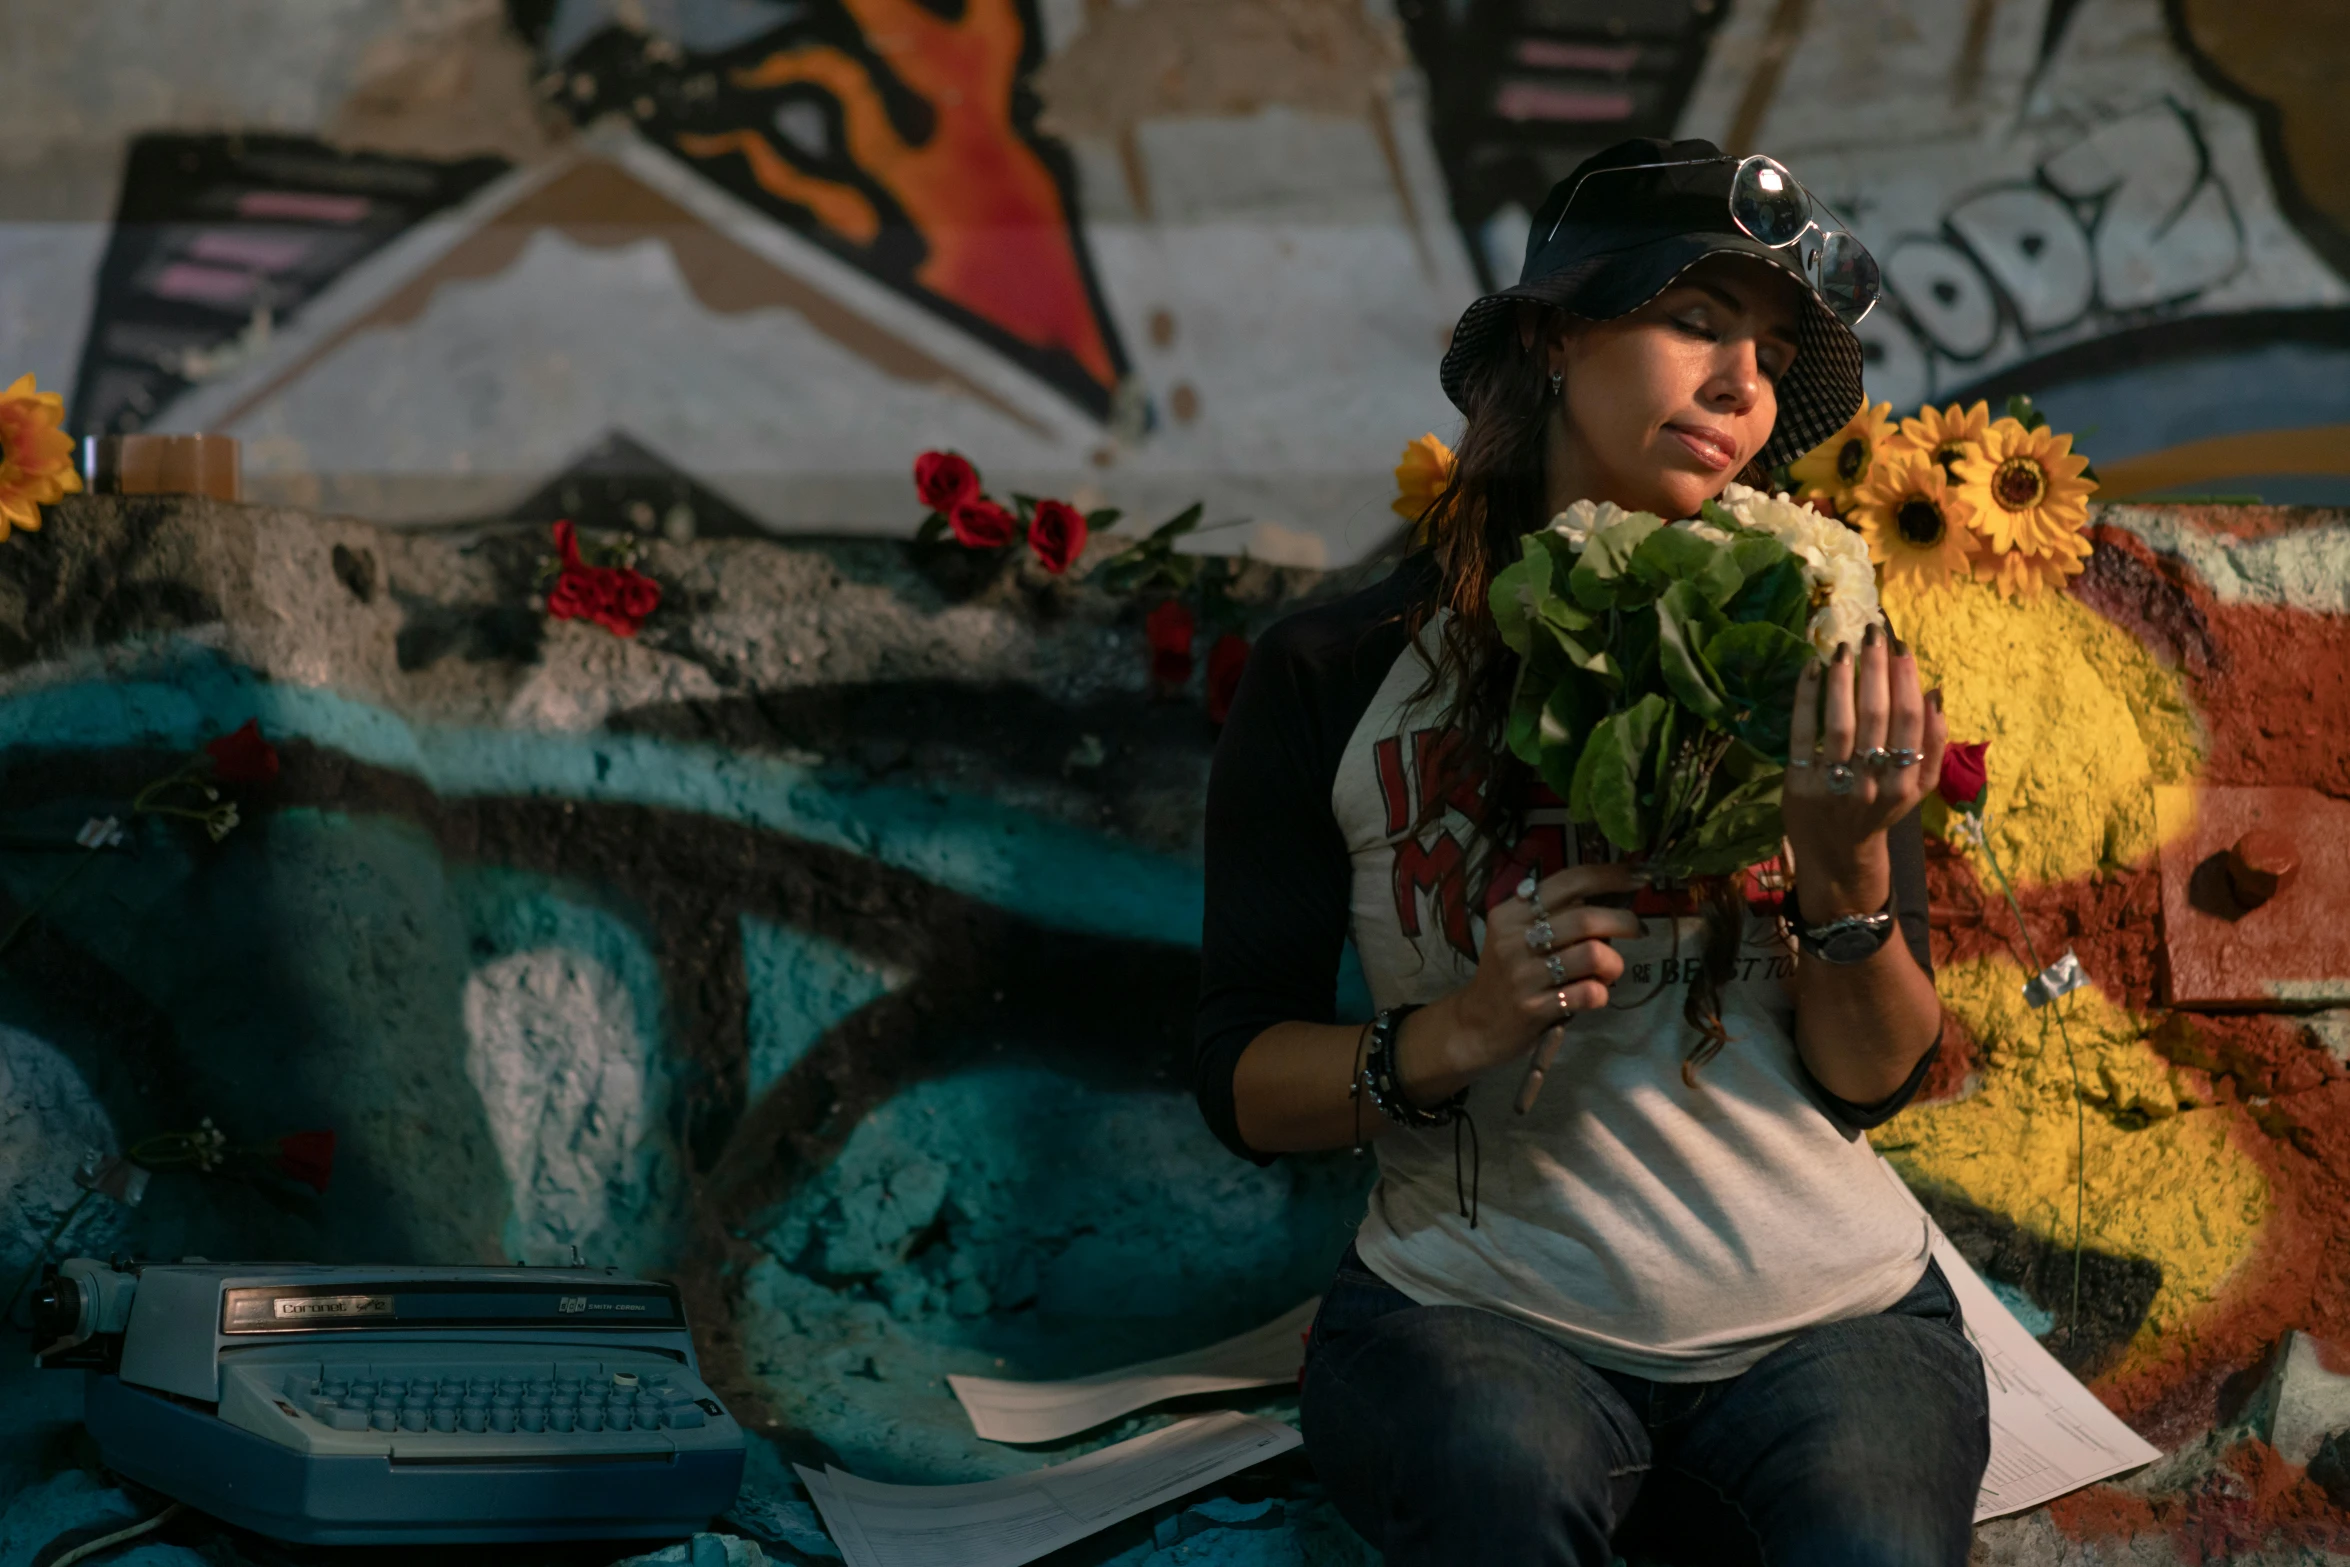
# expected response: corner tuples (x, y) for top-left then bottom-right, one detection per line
(1543, 153), (1881, 327)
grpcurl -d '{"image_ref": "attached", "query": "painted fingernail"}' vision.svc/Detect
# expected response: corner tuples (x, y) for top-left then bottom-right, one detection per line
(1833, 642), (1850, 664)
(1863, 623), (1880, 648)
(1927, 689), (1944, 712)
(1890, 633), (1908, 657)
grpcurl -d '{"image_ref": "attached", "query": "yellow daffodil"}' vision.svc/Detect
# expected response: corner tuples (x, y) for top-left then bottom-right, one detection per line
(0, 374), (81, 537)
(1849, 447), (1982, 594)
(1786, 400), (1895, 514)
(1895, 399), (1992, 484)
(1953, 417), (2097, 598)
(1392, 433), (1455, 527)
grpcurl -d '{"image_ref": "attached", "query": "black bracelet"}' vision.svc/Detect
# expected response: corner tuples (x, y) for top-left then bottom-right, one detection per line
(1359, 1005), (1466, 1128)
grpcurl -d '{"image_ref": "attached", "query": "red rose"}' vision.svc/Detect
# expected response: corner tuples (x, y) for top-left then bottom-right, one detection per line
(950, 497), (1018, 549)
(275, 1129), (335, 1194)
(1027, 499), (1087, 575)
(1938, 740), (1989, 810)
(552, 518), (586, 569)
(1146, 599), (1195, 688)
(205, 719), (279, 784)
(914, 450), (981, 513)
(1205, 633), (1249, 723)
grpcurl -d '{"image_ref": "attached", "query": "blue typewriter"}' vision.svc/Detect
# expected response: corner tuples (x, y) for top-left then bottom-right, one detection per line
(31, 1256), (746, 1544)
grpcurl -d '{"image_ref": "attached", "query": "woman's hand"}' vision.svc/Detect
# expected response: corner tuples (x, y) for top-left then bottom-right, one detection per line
(1782, 622), (1948, 924)
(1396, 862), (1643, 1101)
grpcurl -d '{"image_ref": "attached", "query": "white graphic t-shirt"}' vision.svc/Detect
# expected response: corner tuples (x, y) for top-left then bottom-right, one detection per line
(1195, 553), (1939, 1381)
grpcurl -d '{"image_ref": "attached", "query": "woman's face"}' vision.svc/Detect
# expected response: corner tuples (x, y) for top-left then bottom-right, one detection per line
(1547, 254), (1804, 519)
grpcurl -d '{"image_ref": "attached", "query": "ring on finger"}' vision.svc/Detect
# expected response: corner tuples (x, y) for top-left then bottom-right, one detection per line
(1556, 988), (1572, 1012)
(1524, 919), (1555, 954)
(1788, 757), (1812, 769)
(1825, 761), (1858, 794)
(1861, 747), (1893, 772)
(1546, 953), (1567, 987)
(1888, 747), (1922, 768)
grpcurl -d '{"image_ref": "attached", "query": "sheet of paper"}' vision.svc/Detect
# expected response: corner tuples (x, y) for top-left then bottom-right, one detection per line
(1928, 1227), (2165, 1520)
(946, 1297), (1319, 1443)
(796, 1410), (1302, 1567)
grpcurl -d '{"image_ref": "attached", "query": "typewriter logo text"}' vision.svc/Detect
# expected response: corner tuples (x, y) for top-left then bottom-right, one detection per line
(273, 1294), (393, 1320)
(558, 1296), (587, 1314)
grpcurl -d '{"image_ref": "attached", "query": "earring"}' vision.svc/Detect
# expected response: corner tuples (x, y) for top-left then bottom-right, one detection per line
(1548, 370), (1563, 398)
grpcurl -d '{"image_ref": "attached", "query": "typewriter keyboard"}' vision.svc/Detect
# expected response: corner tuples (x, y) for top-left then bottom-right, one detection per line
(217, 1346), (732, 1455)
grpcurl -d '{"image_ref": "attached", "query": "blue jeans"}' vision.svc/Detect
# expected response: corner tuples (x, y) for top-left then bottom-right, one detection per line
(1299, 1245), (1990, 1566)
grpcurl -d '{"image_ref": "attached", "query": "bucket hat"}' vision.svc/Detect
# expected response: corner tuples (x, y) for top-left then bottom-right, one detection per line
(1439, 136), (1871, 471)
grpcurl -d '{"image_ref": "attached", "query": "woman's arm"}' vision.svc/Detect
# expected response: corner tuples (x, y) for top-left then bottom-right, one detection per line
(1783, 624), (1948, 1105)
(1233, 863), (1642, 1154)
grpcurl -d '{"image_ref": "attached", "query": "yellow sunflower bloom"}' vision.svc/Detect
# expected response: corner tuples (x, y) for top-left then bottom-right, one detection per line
(1392, 432), (1455, 525)
(1786, 400), (1895, 514)
(1895, 399), (1991, 484)
(1848, 447), (1981, 594)
(1952, 416), (2097, 597)
(0, 374), (82, 538)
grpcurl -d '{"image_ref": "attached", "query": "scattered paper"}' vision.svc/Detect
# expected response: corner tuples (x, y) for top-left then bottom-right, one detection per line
(946, 1297), (1319, 1444)
(797, 1411), (1301, 1567)
(1929, 1226), (2163, 1520)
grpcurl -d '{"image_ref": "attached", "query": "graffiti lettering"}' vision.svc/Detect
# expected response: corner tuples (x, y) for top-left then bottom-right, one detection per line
(1870, 101), (2248, 403)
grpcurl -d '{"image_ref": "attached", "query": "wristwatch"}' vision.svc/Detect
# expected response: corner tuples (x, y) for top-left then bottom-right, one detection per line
(1791, 900), (1897, 965)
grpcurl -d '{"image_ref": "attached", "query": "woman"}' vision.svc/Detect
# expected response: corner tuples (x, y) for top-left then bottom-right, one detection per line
(1193, 138), (1990, 1565)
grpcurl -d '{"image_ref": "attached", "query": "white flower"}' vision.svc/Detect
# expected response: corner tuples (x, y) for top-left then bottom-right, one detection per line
(1547, 497), (1641, 550)
(1714, 483), (1881, 656)
(1672, 519), (1734, 545)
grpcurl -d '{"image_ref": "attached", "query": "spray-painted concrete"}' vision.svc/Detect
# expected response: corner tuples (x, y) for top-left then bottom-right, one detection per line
(0, 494), (2345, 1565)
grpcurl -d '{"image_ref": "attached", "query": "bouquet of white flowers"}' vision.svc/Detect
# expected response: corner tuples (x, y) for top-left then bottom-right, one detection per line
(1495, 482), (1880, 883)
(1494, 482), (1882, 1078)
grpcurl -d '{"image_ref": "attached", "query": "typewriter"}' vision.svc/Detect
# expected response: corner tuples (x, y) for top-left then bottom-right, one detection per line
(31, 1256), (746, 1545)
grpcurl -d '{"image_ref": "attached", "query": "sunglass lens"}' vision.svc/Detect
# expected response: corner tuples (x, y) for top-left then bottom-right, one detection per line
(1731, 157), (1810, 247)
(1815, 230), (1881, 325)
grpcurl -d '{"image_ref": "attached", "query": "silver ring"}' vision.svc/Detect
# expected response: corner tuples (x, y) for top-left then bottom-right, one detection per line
(1516, 872), (1539, 904)
(1861, 747), (1893, 772)
(1788, 757), (1812, 769)
(1556, 988), (1572, 1012)
(1524, 919), (1555, 954)
(1825, 761), (1858, 794)
(1888, 748), (1922, 768)
(1546, 953), (1567, 987)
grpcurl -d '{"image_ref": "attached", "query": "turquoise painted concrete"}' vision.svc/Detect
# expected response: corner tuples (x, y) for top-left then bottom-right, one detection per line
(740, 914), (902, 1102)
(0, 650), (1203, 949)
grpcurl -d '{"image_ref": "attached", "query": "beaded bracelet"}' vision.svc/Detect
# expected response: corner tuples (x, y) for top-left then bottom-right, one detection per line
(1358, 1004), (1466, 1129)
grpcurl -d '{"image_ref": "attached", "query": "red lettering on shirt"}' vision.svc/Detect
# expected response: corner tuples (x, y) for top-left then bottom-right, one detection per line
(1392, 831), (1476, 959)
(1373, 735), (1410, 837)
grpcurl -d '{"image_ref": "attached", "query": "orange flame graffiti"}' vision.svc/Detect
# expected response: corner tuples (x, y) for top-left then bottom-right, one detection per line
(677, 0), (1119, 396)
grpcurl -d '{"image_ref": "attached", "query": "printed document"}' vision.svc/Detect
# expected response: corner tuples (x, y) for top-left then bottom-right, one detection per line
(1929, 1225), (2163, 1520)
(947, 1297), (1319, 1443)
(797, 1410), (1301, 1567)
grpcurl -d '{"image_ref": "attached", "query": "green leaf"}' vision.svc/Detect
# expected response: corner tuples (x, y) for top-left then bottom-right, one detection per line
(1491, 550), (1549, 656)
(1670, 771), (1786, 877)
(1085, 508), (1121, 531)
(2004, 393), (2049, 432)
(1567, 512), (1665, 610)
(1725, 554), (1810, 634)
(1584, 693), (1668, 851)
(1654, 584), (1729, 725)
(1533, 674), (1603, 798)
(916, 511), (949, 546)
(1629, 525), (1722, 588)
(1151, 503), (1204, 542)
(1729, 532), (1788, 580)
(1705, 621), (1814, 759)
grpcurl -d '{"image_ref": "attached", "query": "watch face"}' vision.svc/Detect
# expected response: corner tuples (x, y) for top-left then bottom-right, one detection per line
(1816, 921), (1892, 963)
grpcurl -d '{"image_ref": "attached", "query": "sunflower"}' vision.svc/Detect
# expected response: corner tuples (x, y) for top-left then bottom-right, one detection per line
(1786, 400), (1895, 514)
(1952, 417), (2097, 597)
(1392, 433), (1455, 529)
(1848, 448), (1981, 593)
(1895, 399), (1991, 484)
(0, 374), (81, 537)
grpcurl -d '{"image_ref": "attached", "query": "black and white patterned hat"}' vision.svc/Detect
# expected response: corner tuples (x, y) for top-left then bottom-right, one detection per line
(1440, 137), (1865, 471)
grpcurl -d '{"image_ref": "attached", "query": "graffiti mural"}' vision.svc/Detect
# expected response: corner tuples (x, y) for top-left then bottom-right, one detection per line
(66, 136), (508, 439)
(516, 0), (1130, 420)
